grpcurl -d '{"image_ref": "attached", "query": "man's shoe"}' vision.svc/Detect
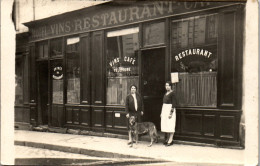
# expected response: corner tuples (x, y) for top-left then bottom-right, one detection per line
(127, 142), (132, 145)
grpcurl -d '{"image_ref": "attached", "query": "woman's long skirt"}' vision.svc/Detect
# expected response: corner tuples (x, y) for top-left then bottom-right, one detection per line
(160, 104), (176, 133)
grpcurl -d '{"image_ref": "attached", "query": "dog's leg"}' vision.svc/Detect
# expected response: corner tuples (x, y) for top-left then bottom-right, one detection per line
(135, 131), (138, 144)
(128, 131), (133, 147)
(154, 128), (159, 143)
(148, 132), (153, 147)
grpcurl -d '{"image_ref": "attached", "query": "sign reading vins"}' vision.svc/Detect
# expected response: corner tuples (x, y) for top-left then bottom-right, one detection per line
(28, 1), (232, 41)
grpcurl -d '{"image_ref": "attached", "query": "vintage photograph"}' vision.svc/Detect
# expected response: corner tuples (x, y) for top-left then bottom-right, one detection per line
(1, 0), (258, 165)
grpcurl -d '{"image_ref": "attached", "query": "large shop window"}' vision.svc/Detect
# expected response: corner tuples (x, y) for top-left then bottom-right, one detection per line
(171, 14), (218, 107)
(106, 27), (139, 105)
(15, 57), (23, 105)
(66, 37), (80, 104)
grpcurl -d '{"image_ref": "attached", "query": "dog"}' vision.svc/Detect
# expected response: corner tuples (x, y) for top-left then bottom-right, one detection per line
(128, 116), (159, 147)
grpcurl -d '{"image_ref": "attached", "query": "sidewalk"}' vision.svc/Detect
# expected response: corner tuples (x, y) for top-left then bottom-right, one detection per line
(15, 130), (244, 165)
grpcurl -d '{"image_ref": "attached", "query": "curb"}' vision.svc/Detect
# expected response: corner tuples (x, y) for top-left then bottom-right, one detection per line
(15, 140), (152, 159)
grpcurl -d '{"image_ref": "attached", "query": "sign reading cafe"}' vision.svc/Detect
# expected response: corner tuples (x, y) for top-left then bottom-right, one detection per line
(28, 1), (228, 41)
(109, 56), (136, 73)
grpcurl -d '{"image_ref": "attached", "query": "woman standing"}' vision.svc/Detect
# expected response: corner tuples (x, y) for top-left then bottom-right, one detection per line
(160, 81), (177, 146)
(125, 85), (144, 145)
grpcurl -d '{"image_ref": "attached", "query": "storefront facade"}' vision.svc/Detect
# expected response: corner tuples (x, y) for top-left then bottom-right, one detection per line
(16, 1), (245, 147)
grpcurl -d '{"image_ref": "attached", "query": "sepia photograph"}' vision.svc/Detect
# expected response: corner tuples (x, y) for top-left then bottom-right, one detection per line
(1, 0), (258, 165)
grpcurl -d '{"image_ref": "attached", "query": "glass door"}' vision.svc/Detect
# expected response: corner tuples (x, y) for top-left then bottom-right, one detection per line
(50, 59), (64, 127)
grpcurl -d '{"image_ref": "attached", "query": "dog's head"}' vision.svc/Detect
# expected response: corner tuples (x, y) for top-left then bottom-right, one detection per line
(129, 116), (136, 126)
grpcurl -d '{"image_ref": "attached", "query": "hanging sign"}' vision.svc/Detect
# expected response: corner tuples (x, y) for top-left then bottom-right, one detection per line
(171, 72), (179, 83)
(53, 66), (63, 79)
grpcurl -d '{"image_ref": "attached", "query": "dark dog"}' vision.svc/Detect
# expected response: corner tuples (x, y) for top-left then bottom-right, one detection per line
(129, 116), (159, 147)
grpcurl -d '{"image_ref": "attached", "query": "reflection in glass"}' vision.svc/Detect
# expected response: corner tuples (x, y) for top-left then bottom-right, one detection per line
(37, 41), (48, 59)
(15, 57), (23, 105)
(171, 14), (218, 107)
(66, 37), (80, 104)
(50, 38), (63, 57)
(52, 61), (63, 104)
(106, 27), (139, 105)
(144, 22), (165, 46)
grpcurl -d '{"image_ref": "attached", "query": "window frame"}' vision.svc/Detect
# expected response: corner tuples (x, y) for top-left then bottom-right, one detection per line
(170, 13), (219, 108)
(105, 25), (141, 106)
(65, 35), (81, 104)
(142, 19), (166, 48)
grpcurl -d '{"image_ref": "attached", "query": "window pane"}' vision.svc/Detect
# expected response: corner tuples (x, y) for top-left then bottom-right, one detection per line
(36, 41), (48, 59)
(52, 61), (63, 104)
(15, 57), (23, 105)
(66, 37), (80, 104)
(50, 38), (63, 57)
(143, 22), (165, 46)
(106, 28), (139, 105)
(171, 14), (218, 107)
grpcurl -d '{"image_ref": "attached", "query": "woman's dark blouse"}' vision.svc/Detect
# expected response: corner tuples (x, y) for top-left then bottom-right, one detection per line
(163, 91), (177, 108)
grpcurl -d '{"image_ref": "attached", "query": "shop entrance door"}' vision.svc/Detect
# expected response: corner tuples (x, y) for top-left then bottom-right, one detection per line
(142, 48), (165, 130)
(37, 61), (49, 125)
(50, 60), (64, 127)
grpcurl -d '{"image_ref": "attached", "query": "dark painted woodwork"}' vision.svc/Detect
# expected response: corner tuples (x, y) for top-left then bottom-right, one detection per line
(66, 107), (73, 124)
(81, 108), (91, 126)
(106, 111), (113, 128)
(218, 9), (238, 108)
(176, 108), (241, 146)
(105, 107), (128, 134)
(203, 114), (216, 137)
(73, 108), (80, 124)
(175, 109), (181, 135)
(29, 104), (37, 126)
(80, 33), (91, 104)
(114, 111), (128, 129)
(91, 31), (104, 105)
(23, 54), (30, 104)
(15, 106), (23, 122)
(51, 104), (64, 127)
(181, 112), (202, 135)
(92, 107), (105, 128)
(37, 61), (49, 125)
(220, 115), (236, 139)
(141, 48), (165, 130)
(25, 2), (236, 41)
(29, 45), (36, 103)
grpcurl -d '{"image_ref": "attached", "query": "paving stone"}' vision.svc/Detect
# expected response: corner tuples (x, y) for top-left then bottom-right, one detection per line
(67, 129), (80, 135)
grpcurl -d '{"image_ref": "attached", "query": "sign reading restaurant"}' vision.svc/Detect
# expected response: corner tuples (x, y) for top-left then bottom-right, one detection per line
(28, 1), (233, 41)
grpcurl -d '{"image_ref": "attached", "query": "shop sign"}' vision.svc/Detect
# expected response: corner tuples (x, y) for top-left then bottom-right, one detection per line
(29, 1), (232, 41)
(109, 56), (136, 73)
(53, 66), (63, 79)
(174, 48), (212, 62)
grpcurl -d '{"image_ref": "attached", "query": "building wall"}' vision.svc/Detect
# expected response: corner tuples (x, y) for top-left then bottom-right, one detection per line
(15, 0), (108, 33)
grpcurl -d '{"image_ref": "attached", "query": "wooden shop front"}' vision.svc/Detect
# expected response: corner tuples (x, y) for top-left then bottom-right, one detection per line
(17, 1), (245, 147)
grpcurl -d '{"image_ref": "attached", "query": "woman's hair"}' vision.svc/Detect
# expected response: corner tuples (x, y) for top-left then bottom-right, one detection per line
(165, 81), (172, 87)
(130, 85), (137, 90)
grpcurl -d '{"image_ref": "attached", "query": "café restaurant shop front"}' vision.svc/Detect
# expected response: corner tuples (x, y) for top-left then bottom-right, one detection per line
(17, 1), (245, 147)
